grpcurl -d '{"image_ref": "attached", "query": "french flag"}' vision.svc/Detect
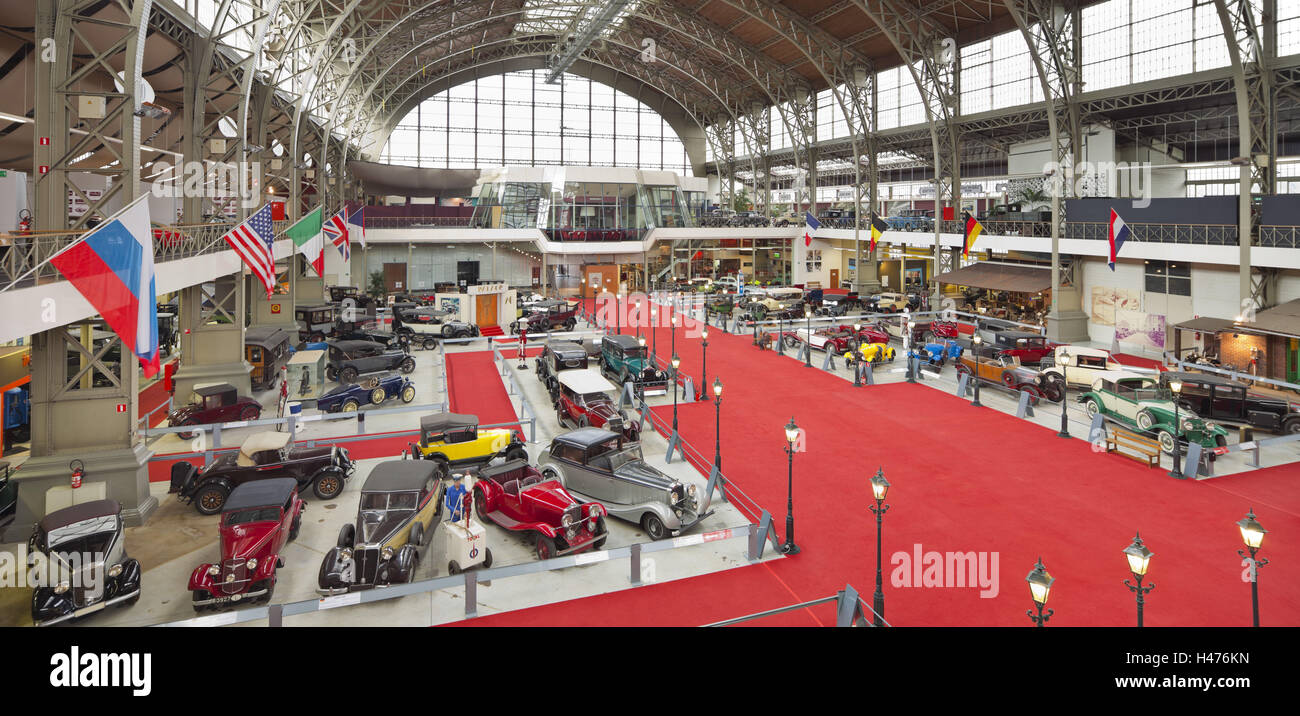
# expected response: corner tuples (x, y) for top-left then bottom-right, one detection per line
(50, 195), (160, 377)
(346, 205), (366, 248)
(1108, 208), (1130, 270)
(804, 211), (820, 247)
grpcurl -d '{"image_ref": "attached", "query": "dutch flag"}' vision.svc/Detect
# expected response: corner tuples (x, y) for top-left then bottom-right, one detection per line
(1108, 208), (1130, 271)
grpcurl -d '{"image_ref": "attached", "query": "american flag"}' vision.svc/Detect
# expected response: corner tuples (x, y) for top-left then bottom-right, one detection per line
(323, 208), (350, 260)
(221, 204), (277, 298)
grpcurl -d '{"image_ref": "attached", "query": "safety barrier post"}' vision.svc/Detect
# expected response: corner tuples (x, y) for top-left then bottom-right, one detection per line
(630, 543), (642, 585)
(464, 571), (478, 618)
(1015, 391), (1035, 418)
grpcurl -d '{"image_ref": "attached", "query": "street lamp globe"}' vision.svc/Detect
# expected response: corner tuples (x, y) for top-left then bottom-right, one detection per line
(1168, 378), (1183, 396)
(1123, 533), (1153, 576)
(1238, 509), (1266, 549)
(972, 334), (983, 346)
(869, 468), (890, 501)
(702, 326), (709, 340)
(713, 377), (723, 398)
(638, 335), (646, 347)
(1026, 558), (1054, 605)
(784, 417), (799, 443)
(671, 354), (681, 371)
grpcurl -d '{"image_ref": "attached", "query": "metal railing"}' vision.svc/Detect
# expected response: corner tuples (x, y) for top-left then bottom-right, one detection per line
(364, 216), (474, 229)
(1064, 220), (1238, 245)
(1259, 225), (1300, 248)
(703, 584), (889, 627)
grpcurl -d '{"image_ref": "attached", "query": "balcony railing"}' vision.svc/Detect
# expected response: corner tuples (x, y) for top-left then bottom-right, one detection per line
(1063, 220), (1237, 245)
(363, 216), (474, 229)
(1259, 225), (1300, 248)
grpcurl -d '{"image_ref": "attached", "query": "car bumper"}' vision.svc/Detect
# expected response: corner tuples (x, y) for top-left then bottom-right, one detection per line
(35, 585), (141, 627)
(668, 508), (714, 535)
(192, 586), (270, 607)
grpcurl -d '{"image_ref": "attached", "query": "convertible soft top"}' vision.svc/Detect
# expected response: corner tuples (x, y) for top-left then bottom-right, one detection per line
(224, 478), (297, 513)
(39, 499), (120, 533)
(603, 334), (642, 350)
(558, 369), (616, 394)
(546, 341), (588, 359)
(363, 460), (439, 492)
(420, 412), (478, 434)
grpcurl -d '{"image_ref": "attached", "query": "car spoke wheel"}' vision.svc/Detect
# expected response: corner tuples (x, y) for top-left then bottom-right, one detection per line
(239, 406), (259, 421)
(401, 386), (416, 403)
(535, 536), (556, 561)
(195, 486), (228, 515)
(340, 367), (359, 384)
(369, 387), (386, 404)
(641, 513), (667, 541)
(1084, 398), (1100, 418)
(342, 399), (360, 412)
(422, 337), (437, 351)
(325, 366), (338, 382)
(314, 473), (344, 500)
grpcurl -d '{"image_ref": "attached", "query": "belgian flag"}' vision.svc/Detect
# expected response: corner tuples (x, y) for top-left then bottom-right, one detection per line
(963, 212), (984, 257)
(868, 213), (889, 253)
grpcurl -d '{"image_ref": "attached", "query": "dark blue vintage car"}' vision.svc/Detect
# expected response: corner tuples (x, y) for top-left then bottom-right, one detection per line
(317, 374), (416, 413)
(908, 340), (964, 366)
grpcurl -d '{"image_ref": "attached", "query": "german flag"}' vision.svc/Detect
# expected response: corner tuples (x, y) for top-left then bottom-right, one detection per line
(868, 213), (889, 253)
(963, 212), (984, 257)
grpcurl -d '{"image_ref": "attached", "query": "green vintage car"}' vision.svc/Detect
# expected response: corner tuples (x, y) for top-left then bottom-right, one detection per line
(1077, 371), (1229, 454)
(598, 334), (669, 396)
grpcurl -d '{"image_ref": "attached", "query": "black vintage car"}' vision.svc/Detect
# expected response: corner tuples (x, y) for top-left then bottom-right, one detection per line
(1161, 372), (1300, 434)
(29, 499), (142, 626)
(170, 431), (355, 514)
(536, 341), (590, 400)
(511, 299), (578, 334)
(325, 339), (416, 384)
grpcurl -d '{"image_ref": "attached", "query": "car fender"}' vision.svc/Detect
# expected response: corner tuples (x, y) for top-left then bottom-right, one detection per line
(118, 558), (142, 593)
(253, 553), (279, 582)
(639, 501), (683, 530)
(188, 564), (215, 593)
(392, 544), (419, 582)
(192, 475), (235, 499)
(472, 481), (498, 513)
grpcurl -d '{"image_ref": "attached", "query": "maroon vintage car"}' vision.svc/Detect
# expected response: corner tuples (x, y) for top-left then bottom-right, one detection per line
(472, 459), (608, 561)
(910, 320), (962, 343)
(554, 369), (640, 442)
(168, 383), (262, 438)
(985, 330), (1058, 365)
(189, 478), (303, 610)
(854, 321), (893, 345)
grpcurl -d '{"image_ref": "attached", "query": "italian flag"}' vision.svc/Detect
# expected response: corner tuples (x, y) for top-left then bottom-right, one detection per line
(287, 206), (324, 277)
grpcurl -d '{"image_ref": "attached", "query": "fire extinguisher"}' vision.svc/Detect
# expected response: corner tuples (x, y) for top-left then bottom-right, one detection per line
(69, 459), (84, 489)
(18, 209), (32, 235)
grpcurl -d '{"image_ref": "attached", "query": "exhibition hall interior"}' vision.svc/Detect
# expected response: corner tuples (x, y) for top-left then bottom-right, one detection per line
(1, 0), (1298, 632)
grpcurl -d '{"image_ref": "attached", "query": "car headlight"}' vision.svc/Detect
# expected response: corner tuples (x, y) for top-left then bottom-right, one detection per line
(339, 548), (353, 561)
(562, 513), (574, 528)
(246, 558), (258, 572)
(1182, 420), (1194, 431)
(108, 564), (123, 578)
(54, 581), (71, 594)
(687, 484), (697, 498)
(207, 565), (220, 576)
(1205, 421), (1217, 431)
(381, 546), (394, 560)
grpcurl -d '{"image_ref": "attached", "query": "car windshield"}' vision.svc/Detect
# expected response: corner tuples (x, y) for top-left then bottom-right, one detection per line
(49, 523), (115, 557)
(224, 507), (280, 526)
(580, 392), (606, 404)
(358, 492), (419, 542)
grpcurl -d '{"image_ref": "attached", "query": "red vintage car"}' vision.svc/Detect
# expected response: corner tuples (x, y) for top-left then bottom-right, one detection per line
(189, 477), (303, 610)
(851, 322), (893, 345)
(554, 369), (640, 442)
(985, 329), (1057, 365)
(472, 459), (608, 561)
(910, 320), (961, 343)
(168, 382), (263, 438)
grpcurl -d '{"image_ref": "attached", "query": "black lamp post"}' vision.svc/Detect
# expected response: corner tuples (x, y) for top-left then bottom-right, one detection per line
(777, 304), (786, 356)
(803, 307), (813, 367)
(1236, 509), (1268, 627)
(650, 306), (659, 364)
(712, 378), (723, 473)
(1167, 378), (1185, 479)
(868, 468), (890, 626)
(615, 292), (622, 335)
(1123, 532), (1155, 627)
(1025, 557), (1054, 627)
(517, 329), (528, 370)
(700, 326), (710, 401)
(781, 417), (800, 555)
(852, 322), (863, 387)
(970, 334), (984, 407)
(1057, 348), (1071, 438)
(670, 314), (679, 400)
(670, 353), (681, 437)
(905, 321), (917, 384)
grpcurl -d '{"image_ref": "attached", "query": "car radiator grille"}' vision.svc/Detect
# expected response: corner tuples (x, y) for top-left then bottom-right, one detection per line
(220, 558), (249, 595)
(355, 548), (379, 584)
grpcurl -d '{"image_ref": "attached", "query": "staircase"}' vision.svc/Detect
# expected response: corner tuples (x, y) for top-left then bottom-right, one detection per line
(479, 325), (505, 337)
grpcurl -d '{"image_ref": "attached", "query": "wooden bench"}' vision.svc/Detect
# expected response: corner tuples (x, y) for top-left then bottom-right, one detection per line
(1105, 426), (1161, 468)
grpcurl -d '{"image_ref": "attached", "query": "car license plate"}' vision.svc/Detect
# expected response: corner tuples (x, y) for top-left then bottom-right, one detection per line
(643, 388), (667, 396)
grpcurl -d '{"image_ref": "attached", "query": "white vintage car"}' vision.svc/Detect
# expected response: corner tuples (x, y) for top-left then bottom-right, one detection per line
(1038, 345), (1132, 401)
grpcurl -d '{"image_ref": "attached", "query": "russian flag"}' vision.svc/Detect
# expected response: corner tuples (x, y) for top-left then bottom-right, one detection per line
(1108, 208), (1130, 270)
(804, 211), (820, 247)
(50, 195), (160, 377)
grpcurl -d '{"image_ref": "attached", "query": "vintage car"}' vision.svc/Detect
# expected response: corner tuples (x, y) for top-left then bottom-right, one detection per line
(387, 319), (440, 350)
(536, 341), (590, 400)
(712, 276), (741, 293)
(982, 330), (1057, 365)
(398, 311), (481, 339)
(295, 304), (337, 342)
(189, 478), (304, 610)
(852, 321), (893, 345)
(245, 326), (293, 391)
(687, 277), (717, 294)
(316, 373), (416, 413)
(327, 285), (379, 311)
(511, 299), (578, 334)
(815, 292), (862, 316)
(1038, 345), (1129, 400)
(910, 319), (961, 344)
(29, 499), (142, 626)
(1160, 371), (1300, 434)
(324, 339), (416, 384)
(598, 334), (669, 396)
(473, 459), (609, 560)
(872, 292), (910, 312)
(168, 382), (263, 439)
(909, 340), (964, 366)
(409, 412), (528, 472)
(736, 296), (786, 322)
(0, 460), (14, 523)
(1079, 371), (1229, 454)
(848, 342), (897, 364)
(782, 326), (859, 354)
(538, 428), (711, 540)
(886, 209), (935, 232)
(318, 460), (443, 593)
(955, 346), (1044, 401)
(332, 325), (403, 349)
(555, 369), (639, 442)
(705, 295), (736, 318)
(170, 431), (354, 514)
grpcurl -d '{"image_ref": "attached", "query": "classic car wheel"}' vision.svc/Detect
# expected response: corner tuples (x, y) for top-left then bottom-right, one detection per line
(474, 491), (489, 520)
(535, 536), (556, 561)
(448, 560), (461, 575)
(441, 325), (455, 338)
(422, 337), (437, 351)
(325, 366), (339, 382)
(289, 511), (302, 541)
(564, 318), (577, 331)
(1284, 419), (1300, 434)
(194, 485), (229, 515)
(339, 366), (359, 384)
(1001, 372), (1019, 388)
(504, 445), (528, 462)
(1136, 410), (1157, 431)
(1156, 430), (1177, 454)
(369, 387), (387, 404)
(342, 399), (361, 412)
(1084, 397), (1101, 418)
(176, 421), (198, 440)
(1041, 378), (1064, 403)
(641, 513), (667, 541)
(783, 335), (799, 350)
(313, 472), (345, 500)
(1215, 434), (1228, 447)
(191, 591), (207, 612)
(401, 386), (416, 403)
(239, 405), (260, 421)
(400, 357), (416, 373)
(410, 522), (425, 548)
(338, 524), (355, 548)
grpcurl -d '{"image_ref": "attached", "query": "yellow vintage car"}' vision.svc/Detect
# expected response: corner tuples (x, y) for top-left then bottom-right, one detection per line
(844, 342), (897, 364)
(408, 412), (528, 471)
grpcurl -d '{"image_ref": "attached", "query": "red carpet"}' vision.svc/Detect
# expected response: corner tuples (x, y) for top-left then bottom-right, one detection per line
(467, 296), (1300, 627)
(446, 350), (522, 434)
(1115, 352), (1166, 371)
(480, 325), (505, 337)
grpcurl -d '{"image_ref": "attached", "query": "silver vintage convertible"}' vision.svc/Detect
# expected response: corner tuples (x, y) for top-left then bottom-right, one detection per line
(537, 428), (711, 540)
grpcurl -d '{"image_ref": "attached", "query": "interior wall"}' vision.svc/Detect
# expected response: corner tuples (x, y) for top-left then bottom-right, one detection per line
(351, 243), (539, 290)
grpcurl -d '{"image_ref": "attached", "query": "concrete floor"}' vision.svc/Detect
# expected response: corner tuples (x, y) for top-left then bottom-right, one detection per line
(0, 322), (770, 627)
